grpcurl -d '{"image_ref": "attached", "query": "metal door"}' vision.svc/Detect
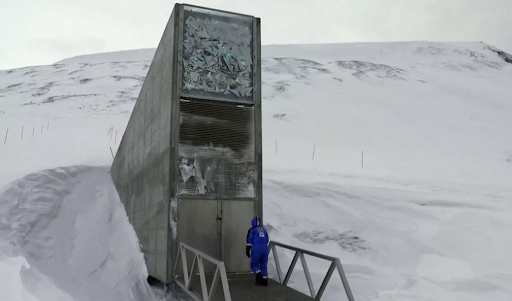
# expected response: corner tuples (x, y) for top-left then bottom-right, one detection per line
(221, 199), (255, 273)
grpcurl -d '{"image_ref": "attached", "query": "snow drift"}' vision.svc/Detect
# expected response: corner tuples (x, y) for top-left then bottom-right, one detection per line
(1, 41), (512, 301)
(0, 166), (156, 301)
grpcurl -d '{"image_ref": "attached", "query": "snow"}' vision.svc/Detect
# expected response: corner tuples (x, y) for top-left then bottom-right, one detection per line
(1, 41), (512, 301)
(0, 166), (156, 301)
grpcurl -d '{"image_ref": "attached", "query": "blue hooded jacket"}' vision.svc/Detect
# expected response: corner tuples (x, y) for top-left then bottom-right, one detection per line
(246, 216), (269, 251)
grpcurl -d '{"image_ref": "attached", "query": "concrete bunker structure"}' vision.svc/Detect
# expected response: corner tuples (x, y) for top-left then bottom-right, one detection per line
(111, 3), (262, 284)
(111, 4), (356, 301)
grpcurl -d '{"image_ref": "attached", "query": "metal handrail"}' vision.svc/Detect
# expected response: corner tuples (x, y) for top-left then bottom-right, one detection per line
(269, 241), (355, 301)
(173, 242), (232, 301)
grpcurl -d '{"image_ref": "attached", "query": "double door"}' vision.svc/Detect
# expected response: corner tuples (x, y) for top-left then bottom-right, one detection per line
(178, 198), (255, 274)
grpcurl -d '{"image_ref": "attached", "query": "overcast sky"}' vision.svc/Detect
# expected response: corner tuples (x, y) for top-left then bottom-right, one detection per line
(1, 0), (511, 70)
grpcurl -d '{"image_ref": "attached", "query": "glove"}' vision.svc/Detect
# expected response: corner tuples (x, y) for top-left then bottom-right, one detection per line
(246, 246), (251, 258)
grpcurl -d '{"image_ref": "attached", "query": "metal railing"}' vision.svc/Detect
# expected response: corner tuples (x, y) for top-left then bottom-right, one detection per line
(173, 242), (232, 301)
(268, 241), (356, 301)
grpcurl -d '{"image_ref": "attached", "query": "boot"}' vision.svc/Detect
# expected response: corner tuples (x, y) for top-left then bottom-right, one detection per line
(255, 272), (263, 286)
(261, 277), (268, 286)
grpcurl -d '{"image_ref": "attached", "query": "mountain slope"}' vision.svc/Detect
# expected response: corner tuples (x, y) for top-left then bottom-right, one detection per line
(3, 41), (512, 185)
(0, 41), (512, 301)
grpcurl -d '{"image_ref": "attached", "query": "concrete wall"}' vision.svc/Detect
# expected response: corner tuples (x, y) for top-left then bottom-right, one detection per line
(111, 5), (178, 284)
(112, 3), (262, 284)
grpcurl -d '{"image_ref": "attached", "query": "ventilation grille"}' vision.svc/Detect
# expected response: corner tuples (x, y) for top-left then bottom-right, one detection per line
(178, 100), (255, 198)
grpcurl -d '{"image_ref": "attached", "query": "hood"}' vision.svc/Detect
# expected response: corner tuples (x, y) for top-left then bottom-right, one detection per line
(251, 216), (260, 227)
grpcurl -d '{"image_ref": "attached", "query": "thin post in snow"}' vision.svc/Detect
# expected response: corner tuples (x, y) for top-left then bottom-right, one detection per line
(32, 126), (35, 135)
(109, 147), (115, 159)
(4, 128), (8, 145)
(21, 126), (24, 139)
(312, 145), (316, 161)
(115, 130), (118, 145)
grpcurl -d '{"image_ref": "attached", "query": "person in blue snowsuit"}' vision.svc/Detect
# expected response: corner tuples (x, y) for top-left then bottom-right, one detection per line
(246, 216), (269, 286)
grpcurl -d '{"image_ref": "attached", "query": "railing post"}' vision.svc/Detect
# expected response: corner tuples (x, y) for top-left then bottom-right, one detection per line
(181, 245), (189, 287)
(218, 264), (232, 301)
(173, 244), (182, 277)
(208, 267), (221, 300)
(315, 261), (336, 300)
(270, 244), (283, 283)
(187, 255), (198, 290)
(299, 253), (316, 298)
(335, 259), (355, 301)
(283, 252), (299, 285)
(197, 256), (209, 300)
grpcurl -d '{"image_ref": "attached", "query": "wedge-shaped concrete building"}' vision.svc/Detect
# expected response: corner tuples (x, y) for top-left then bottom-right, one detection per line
(111, 3), (262, 284)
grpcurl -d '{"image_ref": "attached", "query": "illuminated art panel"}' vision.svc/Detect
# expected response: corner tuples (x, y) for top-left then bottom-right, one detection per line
(181, 6), (254, 103)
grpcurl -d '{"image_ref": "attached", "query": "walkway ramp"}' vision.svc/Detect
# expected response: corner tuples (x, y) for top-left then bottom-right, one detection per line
(177, 272), (314, 301)
(171, 241), (355, 301)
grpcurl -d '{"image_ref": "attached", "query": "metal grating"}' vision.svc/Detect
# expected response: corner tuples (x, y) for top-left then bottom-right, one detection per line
(178, 100), (255, 198)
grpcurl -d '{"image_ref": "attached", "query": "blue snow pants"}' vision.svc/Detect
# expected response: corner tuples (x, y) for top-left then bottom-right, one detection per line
(250, 247), (269, 278)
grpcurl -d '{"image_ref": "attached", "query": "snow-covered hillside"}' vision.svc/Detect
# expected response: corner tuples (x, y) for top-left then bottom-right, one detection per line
(1, 41), (512, 301)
